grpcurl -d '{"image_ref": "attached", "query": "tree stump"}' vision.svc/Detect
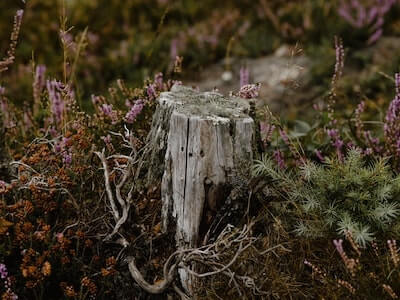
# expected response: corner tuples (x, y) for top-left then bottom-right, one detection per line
(146, 85), (255, 290)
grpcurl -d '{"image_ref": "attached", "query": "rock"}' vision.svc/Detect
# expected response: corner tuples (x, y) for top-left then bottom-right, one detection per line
(184, 45), (313, 112)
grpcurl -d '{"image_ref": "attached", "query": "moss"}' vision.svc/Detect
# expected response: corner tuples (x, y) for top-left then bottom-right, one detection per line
(164, 85), (250, 119)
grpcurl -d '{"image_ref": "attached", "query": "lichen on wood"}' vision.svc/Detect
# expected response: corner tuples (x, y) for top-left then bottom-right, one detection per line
(147, 85), (255, 250)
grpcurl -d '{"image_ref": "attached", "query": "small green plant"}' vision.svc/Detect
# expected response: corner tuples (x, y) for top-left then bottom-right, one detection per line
(254, 149), (400, 246)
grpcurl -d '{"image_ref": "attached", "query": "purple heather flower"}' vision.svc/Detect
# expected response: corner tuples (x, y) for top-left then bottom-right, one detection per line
(334, 139), (344, 149)
(260, 122), (267, 133)
(372, 16), (385, 30)
(368, 7), (379, 23)
(313, 103), (324, 111)
(333, 239), (344, 255)
(100, 104), (113, 116)
(62, 152), (72, 166)
(33, 65), (46, 114)
(240, 67), (249, 88)
(154, 72), (164, 90)
(0, 96), (14, 129)
(23, 111), (32, 129)
(46, 80), (64, 124)
(326, 128), (344, 160)
(60, 32), (74, 47)
(147, 84), (157, 100)
(274, 149), (286, 169)
(101, 134), (112, 144)
(16, 10), (24, 18)
(367, 28), (383, 45)
(364, 148), (373, 155)
(363, 130), (381, 154)
(384, 73), (400, 155)
(0, 100), (8, 116)
(260, 122), (275, 143)
(49, 127), (58, 137)
(91, 95), (102, 106)
(0, 263), (8, 279)
(99, 104), (118, 124)
(334, 139), (344, 158)
(364, 131), (378, 145)
(125, 99), (133, 108)
(34, 65), (46, 93)
(338, 0), (396, 44)
(315, 150), (325, 162)
(355, 100), (366, 138)
(55, 143), (62, 153)
(125, 100), (144, 123)
(355, 101), (365, 115)
(396, 72), (400, 94)
(334, 37), (345, 80)
(61, 137), (70, 148)
(238, 83), (261, 99)
(327, 128), (339, 139)
(279, 129), (290, 145)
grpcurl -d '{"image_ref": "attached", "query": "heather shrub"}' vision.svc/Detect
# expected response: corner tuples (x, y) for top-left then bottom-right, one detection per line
(304, 233), (400, 299)
(0, 11), (179, 298)
(0, 75), (176, 299)
(338, 0), (397, 45)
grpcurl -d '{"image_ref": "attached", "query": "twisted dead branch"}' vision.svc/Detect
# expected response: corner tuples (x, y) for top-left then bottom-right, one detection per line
(95, 126), (140, 241)
(126, 221), (269, 297)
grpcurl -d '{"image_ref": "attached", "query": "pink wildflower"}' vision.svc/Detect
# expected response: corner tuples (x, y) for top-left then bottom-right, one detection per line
(125, 100), (144, 123)
(240, 66), (249, 88)
(238, 83), (261, 99)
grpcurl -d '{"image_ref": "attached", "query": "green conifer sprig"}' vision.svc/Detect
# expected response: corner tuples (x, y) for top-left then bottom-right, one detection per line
(254, 149), (400, 246)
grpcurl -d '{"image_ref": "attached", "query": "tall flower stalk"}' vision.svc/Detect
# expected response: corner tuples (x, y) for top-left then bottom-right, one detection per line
(384, 73), (400, 157)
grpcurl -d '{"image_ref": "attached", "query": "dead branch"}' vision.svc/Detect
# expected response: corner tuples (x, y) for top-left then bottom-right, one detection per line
(126, 221), (268, 297)
(95, 127), (142, 241)
(95, 150), (120, 222)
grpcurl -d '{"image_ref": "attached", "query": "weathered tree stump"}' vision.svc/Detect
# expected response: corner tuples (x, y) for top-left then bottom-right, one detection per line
(146, 85), (255, 290)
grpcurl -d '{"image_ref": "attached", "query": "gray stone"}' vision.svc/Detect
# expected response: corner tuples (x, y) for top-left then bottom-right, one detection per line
(184, 45), (313, 113)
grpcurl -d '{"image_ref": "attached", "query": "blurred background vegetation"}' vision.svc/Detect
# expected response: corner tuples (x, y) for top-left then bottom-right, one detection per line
(1, 0), (399, 111)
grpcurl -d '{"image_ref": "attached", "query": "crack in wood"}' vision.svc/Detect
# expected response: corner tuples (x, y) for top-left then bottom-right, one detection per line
(182, 117), (190, 239)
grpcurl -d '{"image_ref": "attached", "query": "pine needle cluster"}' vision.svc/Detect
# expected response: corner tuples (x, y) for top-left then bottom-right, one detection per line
(253, 149), (400, 246)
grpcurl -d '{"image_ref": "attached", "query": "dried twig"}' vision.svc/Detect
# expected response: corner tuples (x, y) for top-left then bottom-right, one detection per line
(95, 127), (142, 241)
(127, 222), (268, 297)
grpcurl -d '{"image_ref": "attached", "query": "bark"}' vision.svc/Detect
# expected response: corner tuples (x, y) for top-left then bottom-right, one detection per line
(147, 85), (255, 291)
